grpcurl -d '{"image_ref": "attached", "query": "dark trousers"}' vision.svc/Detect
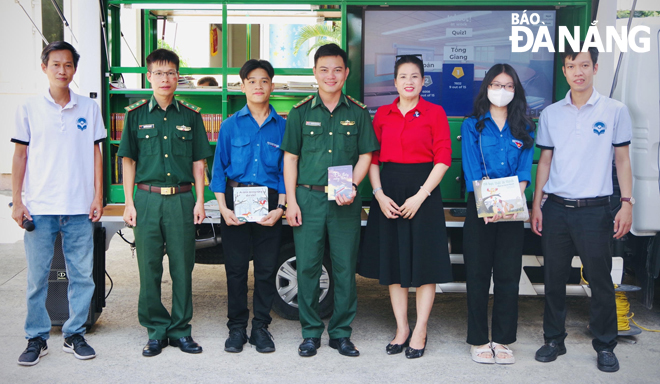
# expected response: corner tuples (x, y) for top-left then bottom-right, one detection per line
(464, 193), (524, 345)
(221, 188), (282, 331)
(541, 199), (617, 352)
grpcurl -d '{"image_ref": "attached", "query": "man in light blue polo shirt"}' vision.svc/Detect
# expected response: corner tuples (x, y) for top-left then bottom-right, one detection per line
(210, 59), (286, 354)
(531, 43), (633, 373)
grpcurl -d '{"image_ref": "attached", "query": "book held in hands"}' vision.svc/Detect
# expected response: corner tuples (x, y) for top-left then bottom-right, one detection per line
(473, 176), (525, 218)
(233, 186), (269, 222)
(328, 165), (353, 201)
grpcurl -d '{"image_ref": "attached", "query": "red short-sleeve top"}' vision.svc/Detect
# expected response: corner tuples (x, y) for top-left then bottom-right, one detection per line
(371, 96), (452, 166)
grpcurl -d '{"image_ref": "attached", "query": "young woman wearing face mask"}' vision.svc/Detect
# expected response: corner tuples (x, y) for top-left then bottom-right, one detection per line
(461, 64), (535, 364)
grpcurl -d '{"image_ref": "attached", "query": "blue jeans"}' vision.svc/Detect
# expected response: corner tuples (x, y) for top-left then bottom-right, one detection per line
(23, 215), (95, 340)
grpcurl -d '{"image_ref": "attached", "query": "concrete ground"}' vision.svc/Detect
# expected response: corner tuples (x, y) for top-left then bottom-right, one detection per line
(1, 193), (659, 383)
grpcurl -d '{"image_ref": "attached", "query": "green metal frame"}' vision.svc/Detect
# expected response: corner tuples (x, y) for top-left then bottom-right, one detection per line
(102, 0), (593, 204)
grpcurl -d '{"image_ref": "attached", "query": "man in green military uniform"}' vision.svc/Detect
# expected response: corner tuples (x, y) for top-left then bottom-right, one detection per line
(118, 49), (213, 357)
(281, 44), (379, 357)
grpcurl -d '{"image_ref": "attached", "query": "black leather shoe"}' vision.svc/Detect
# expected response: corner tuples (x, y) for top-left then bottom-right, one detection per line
(597, 351), (619, 372)
(329, 337), (360, 357)
(535, 338), (567, 362)
(142, 339), (168, 357)
(298, 338), (321, 357)
(386, 328), (412, 355)
(169, 336), (203, 354)
(225, 328), (248, 353)
(405, 337), (427, 359)
(249, 328), (275, 353)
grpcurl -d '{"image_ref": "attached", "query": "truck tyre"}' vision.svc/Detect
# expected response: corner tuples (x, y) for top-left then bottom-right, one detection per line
(272, 242), (334, 320)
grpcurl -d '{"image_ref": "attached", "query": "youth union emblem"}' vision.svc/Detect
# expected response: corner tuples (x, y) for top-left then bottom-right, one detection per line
(593, 121), (606, 136)
(77, 117), (88, 131)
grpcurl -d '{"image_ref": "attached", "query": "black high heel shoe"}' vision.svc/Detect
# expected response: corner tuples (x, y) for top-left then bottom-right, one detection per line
(386, 328), (412, 355)
(405, 336), (427, 359)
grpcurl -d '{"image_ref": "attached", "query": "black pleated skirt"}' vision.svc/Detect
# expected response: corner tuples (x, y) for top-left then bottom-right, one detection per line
(358, 162), (452, 287)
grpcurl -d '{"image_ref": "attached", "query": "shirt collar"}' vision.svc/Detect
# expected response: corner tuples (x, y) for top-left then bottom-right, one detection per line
(385, 96), (431, 115)
(149, 95), (180, 112)
(44, 88), (77, 109)
(562, 87), (601, 107)
(236, 104), (278, 125)
(482, 110), (509, 131)
(311, 92), (349, 110)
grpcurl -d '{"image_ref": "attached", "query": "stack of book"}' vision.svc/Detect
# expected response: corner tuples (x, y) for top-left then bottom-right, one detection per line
(110, 113), (125, 140)
(202, 114), (223, 141)
(111, 153), (123, 184)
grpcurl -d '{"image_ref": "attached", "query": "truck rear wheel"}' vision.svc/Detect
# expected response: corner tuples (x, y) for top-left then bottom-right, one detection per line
(272, 242), (334, 320)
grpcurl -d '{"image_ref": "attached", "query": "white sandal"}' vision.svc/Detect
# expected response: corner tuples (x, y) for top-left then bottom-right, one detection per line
(470, 344), (495, 364)
(491, 342), (515, 364)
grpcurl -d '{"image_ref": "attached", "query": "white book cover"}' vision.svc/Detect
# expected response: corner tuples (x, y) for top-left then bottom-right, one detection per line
(233, 186), (269, 222)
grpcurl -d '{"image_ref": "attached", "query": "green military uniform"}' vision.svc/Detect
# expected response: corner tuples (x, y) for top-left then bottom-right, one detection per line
(117, 96), (213, 340)
(280, 92), (379, 339)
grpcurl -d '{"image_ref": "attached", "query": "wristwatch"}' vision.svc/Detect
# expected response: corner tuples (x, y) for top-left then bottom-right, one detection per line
(277, 204), (287, 211)
(620, 197), (635, 205)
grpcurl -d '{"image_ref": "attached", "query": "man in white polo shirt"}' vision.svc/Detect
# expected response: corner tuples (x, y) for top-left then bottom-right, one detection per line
(530, 43), (633, 373)
(11, 41), (106, 366)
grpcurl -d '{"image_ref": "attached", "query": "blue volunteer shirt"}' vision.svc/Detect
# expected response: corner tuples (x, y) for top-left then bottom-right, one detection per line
(461, 112), (535, 192)
(210, 104), (286, 194)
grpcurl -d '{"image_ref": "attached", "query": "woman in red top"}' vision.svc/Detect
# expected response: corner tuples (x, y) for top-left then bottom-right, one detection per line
(359, 55), (452, 359)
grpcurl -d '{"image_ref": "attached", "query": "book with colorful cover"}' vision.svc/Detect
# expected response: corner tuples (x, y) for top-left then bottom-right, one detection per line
(473, 176), (525, 218)
(233, 186), (269, 222)
(328, 165), (353, 201)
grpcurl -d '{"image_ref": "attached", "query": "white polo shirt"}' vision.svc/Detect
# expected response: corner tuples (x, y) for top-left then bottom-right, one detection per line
(536, 88), (632, 199)
(12, 89), (106, 215)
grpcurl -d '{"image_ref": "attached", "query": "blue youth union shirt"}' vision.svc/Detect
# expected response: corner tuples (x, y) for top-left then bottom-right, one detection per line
(210, 104), (286, 194)
(461, 112), (535, 192)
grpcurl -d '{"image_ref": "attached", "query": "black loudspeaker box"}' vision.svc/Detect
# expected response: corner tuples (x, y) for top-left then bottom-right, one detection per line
(45, 225), (106, 330)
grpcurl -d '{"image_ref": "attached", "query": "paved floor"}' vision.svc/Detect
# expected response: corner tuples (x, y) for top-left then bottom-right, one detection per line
(1, 194), (660, 383)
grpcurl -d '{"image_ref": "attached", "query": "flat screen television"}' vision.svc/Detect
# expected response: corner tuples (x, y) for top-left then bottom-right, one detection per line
(362, 8), (557, 117)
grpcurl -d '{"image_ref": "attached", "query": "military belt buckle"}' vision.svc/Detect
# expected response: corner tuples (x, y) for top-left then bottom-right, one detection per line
(161, 187), (175, 195)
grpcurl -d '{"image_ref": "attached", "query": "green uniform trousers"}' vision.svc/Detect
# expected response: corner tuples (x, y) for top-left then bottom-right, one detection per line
(293, 186), (362, 339)
(133, 188), (196, 340)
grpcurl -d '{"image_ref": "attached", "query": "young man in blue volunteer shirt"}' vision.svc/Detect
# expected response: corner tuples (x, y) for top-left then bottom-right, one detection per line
(210, 59), (286, 353)
(531, 43), (633, 372)
(11, 41), (106, 365)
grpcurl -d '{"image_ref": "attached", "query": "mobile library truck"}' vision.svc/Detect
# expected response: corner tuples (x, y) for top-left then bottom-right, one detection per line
(83, 1), (660, 323)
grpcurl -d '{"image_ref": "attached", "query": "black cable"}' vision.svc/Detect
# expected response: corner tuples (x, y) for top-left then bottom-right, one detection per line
(104, 270), (114, 300)
(117, 229), (135, 247)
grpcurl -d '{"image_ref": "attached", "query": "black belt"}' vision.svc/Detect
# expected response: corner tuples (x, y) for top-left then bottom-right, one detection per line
(548, 194), (610, 208)
(297, 184), (327, 193)
(227, 179), (278, 194)
(137, 183), (192, 195)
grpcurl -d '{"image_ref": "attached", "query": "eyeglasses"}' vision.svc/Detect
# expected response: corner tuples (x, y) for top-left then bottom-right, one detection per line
(395, 54), (423, 62)
(489, 83), (515, 91)
(150, 71), (178, 78)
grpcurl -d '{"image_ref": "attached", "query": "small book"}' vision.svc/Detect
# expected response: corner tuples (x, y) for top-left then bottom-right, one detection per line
(473, 176), (525, 218)
(233, 186), (269, 222)
(328, 165), (353, 201)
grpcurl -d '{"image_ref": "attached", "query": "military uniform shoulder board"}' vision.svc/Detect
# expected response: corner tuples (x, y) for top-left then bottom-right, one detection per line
(293, 95), (314, 109)
(124, 99), (148, 112)
(346, 95), (367, 109)
(179, 100), (202, 113)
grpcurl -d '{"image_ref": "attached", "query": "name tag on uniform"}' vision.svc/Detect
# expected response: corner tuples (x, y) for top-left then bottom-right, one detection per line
(139, 124), (154, 130)
(340, 120), (355, 126)
(267, 141), (280, 148)
(176, 125), (191, 131)
(305, 121), (321, 126)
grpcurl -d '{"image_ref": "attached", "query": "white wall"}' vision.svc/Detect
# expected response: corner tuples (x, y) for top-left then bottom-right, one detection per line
(0, 0), (102, 175)
(0, 0), (47, 174)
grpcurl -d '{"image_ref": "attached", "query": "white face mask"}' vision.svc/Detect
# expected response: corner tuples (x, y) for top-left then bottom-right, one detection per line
(487, 88), (515, 107)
